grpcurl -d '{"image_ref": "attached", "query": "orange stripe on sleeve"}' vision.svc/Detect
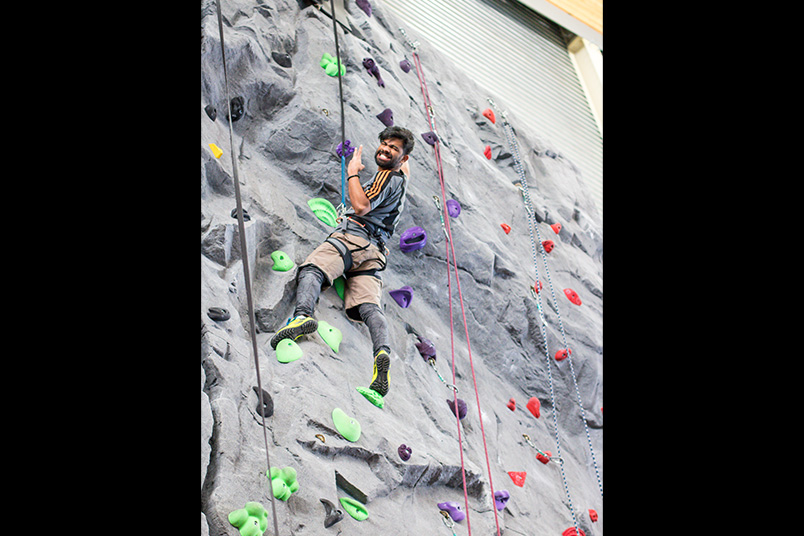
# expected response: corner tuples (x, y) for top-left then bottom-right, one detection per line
(364, 170), (390, 199)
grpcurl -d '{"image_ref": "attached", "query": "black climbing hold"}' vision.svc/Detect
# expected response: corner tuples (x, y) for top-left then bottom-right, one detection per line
(204, 104), (217, 121)
(231, 207), (250, 221)
(271, 51), (292, 68)
(227, 96), (244, 122)
(207, 307), (230, 321)
(252, 386), (274, 418)
(320, 498), (344, 528)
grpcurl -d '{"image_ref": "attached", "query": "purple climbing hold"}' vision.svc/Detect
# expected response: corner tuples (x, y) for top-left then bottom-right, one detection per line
(447, 397), (468, 420)
(362, 57), (385, 87)
(336, 140), (355, 158)
(415, 336), (436, 361)
(399, 58), (412, 73)
(398, 444), (412, 461)
(389, 286), (413, 308)
(446, 199), (461, 218)
(399, 226), (427, 253)
(437, 501), (466, 522)
(355, 0), (372, 17)
(376, 108), (394, 127)
(421, 131), (438, 146)
(494, 490), (510, 511)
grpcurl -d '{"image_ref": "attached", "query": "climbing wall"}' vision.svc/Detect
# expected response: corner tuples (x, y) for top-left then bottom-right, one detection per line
(201, 1), (602, 535)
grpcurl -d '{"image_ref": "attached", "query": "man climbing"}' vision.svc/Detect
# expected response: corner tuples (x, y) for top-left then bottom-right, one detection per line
(270, 126), (416, 398)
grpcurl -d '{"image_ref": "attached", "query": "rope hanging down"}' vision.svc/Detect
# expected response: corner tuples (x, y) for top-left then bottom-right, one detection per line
(402, 28), (502, 536)
(214, 2), (281, 535)
(491, 99), (602, 500)
(329, 0), (348, 217)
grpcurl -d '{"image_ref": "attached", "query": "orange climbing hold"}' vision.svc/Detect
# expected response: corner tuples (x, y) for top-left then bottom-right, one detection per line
(501, 223), (511, 234)
(482, 108), (496, 123)
(542, 240), (554, 253)
(555, 348), (571, 361)
(564, 288), (582, 306)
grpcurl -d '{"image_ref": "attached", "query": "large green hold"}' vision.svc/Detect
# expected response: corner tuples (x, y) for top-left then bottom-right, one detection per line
(228, 501), (268, 536)
(356, 386), (384, 408)
(308, 198), (338, 227)
(320, 52), (346, 77)
(332, 407), (361, 442)
(339, 497), (369, 521)
(270, 250), (294, 272)
(275, 339), (303, 363)
(267, 466), (300, 501)
(317, 320), (342, 353)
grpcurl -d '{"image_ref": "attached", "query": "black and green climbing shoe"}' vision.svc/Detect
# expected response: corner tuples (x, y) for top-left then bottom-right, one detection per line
(369, 350), (390, 396)
(270, 315), (318, 350)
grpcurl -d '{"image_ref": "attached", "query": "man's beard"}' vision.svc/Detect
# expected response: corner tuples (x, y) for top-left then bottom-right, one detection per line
(375, 149), (398, 169)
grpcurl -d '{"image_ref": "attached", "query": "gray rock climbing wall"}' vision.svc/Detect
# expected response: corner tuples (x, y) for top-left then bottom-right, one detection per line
(201, 1), (603, 535)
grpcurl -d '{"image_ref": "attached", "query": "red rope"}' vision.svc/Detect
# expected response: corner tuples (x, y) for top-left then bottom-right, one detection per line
(411, 50), (502, 536)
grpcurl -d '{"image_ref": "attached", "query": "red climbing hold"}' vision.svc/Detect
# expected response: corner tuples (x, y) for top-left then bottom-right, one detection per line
(484, 145), (492, 159)
(542, 240), (554, 253)
(507, 471), (526, 487)
(482, 108), (496, 124)
(501, 223), (511, 234)
(536, 450), (551, 464)
(589, 509), (598, 522)
(562, 528), (586, 536)
(526, 397), (540, 419)
(533, 280), (543, 294)
(506, 398), (515, 411)
(555, 348), (571, 362)
(551, 222), (562, 234)
(564, 288), (582, 306)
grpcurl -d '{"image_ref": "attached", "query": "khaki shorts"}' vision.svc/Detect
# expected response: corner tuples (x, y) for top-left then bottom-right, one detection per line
(300, 232), (386, 322)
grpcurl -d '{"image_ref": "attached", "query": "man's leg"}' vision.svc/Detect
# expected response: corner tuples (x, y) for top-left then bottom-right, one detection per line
(357, 302), (391, 397)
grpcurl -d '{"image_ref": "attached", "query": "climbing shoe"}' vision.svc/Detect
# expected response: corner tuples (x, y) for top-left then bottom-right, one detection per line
(270, 315), (318, 350)
(369, 350), (390, 397)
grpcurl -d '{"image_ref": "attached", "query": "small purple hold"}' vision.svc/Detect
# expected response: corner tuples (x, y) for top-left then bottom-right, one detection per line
(446, 199), (461, 218)
(398, 444), (412, 461)
(415, 336), (436, 361)
(447, 397), (468, 420)
(421, 131), (438, 146)
(355, 0), (372, 17)
(399, 226), (427, 253)
(437, 501), (465, 522)
(336, 139), (355, 158)
(389, 286), (413, 308)
(399, 58), (412, 73)
(362, 57), (385, 87)
(376, 108), (394, 127)
(494, 489), (510, 511)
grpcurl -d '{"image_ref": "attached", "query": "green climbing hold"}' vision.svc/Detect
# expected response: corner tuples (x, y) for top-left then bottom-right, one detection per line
(275, 338), (303, 363)
(270, 250), (294, 272)
(266, 466), (300, 501)
(333, 276), (345, 301)
(320, 52), (346, 77)
(308, 198), (338, 227)
(356, 386), (384, 408)
(228, 501), (269, 536)
(339, 497), (369, 521)
(317, 320), (342, 353)
(332, 407), (361, 442)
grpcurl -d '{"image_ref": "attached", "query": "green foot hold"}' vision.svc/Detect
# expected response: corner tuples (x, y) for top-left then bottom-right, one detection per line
(332, 407), (361, 442)
(320, 52), (346, 77)
(267, 466), (299, 501)
(339, 497), (369, 521)
(270, 250), (294, 272)
(228, 501), (269, 536)
(356, 386), (384, 408)
(333, 276), (345, 301)
(317, 320), (342, 353)
(275, 339), (303, 363)
(308, 198), (338, 227)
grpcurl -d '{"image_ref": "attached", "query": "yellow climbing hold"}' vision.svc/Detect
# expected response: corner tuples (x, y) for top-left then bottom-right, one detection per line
(209, 143), (223, 159)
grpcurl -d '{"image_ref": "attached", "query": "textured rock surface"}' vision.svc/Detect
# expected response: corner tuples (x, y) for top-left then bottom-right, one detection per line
(201, 1), (602, 534)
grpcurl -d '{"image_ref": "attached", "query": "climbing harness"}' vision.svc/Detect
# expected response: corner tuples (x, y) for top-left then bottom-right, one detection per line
(404, 30), (502, 536)
(213, 3), (280, 536)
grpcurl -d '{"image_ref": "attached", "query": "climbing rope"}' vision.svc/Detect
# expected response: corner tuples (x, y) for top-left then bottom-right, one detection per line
(404, 29), (503, 536)
(491, 98), (603, 499)
(213, 2), (281, 535)
(329, 0), (348, 217)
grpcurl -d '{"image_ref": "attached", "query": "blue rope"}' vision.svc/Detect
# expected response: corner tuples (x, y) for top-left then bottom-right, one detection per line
(340, 154), (346, 207)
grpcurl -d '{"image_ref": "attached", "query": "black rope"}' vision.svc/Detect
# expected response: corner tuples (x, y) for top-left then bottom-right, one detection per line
(330, 0), (347, 207)
(214, 2), (281, 535)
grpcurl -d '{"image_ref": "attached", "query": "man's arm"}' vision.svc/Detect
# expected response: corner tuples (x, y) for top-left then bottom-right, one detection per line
(347, 145), (371, 215)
